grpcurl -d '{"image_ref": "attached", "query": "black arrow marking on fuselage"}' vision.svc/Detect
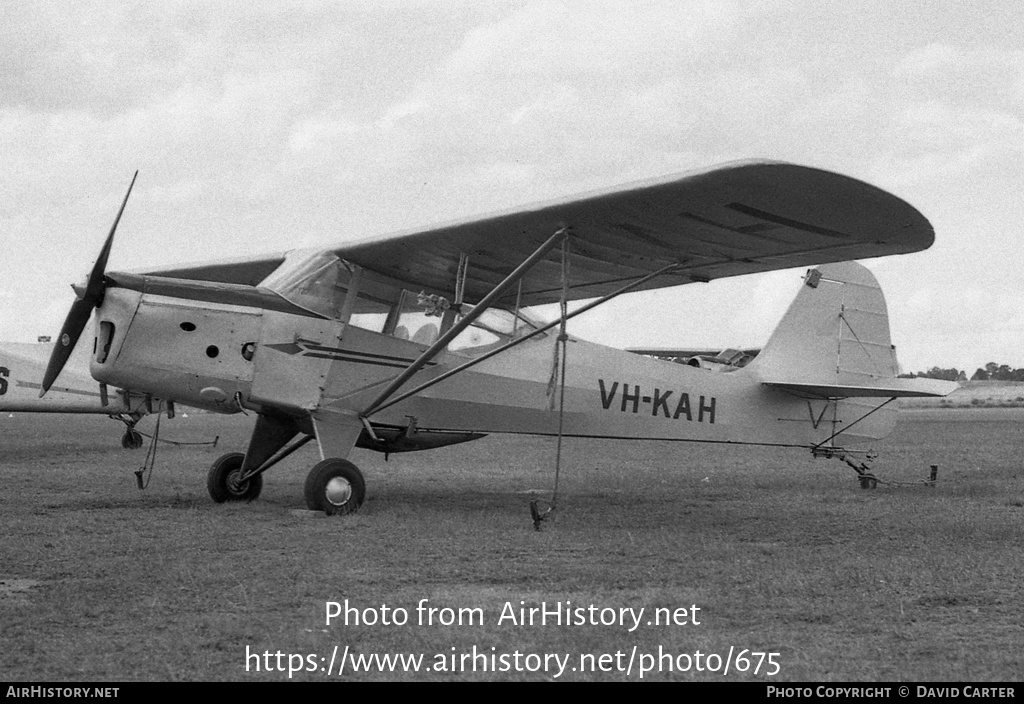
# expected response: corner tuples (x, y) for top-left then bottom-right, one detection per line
(264, 341), (438, 370)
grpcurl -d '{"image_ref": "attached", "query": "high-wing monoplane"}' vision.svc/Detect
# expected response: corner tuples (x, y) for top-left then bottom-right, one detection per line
(40, 161), (956, 514)
(1, 340), (154, 448)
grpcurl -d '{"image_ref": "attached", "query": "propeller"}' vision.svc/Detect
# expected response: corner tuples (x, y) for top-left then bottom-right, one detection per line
(40, 171), (138, 397)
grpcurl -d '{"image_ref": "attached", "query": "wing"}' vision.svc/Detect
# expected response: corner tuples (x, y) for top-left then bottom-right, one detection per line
(146, 161), (934, 306)
(0, 342), (113, 412)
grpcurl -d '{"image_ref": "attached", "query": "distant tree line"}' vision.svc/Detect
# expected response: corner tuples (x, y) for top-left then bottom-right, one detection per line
(900, 363), (1024, 382)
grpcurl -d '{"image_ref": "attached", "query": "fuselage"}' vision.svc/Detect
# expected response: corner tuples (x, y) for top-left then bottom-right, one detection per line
(89, 285), (894, 451)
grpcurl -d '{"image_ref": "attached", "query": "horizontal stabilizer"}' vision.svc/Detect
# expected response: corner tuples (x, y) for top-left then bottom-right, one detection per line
(765, 378), (958, 399)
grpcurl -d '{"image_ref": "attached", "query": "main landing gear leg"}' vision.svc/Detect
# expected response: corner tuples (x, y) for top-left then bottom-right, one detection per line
(304, 412), (366, 515)
(115, 413), (144, 450)
(207, 412), (302, 503)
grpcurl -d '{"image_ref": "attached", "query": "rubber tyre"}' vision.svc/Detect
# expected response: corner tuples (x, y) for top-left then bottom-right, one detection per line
(207, 452), (263, 503)
(121, 429), (144, 450)
(304, 458), (365, 516)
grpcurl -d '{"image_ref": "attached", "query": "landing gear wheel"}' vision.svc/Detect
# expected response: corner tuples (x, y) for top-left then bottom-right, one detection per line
(207, 452), (263, 503)
(859, 475), (878, 490)
(121, 429), (144, 450)
(304, 459), (365, 515)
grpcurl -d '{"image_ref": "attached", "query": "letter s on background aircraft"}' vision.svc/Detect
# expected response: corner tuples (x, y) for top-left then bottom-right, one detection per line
(40, 161), (955, 514)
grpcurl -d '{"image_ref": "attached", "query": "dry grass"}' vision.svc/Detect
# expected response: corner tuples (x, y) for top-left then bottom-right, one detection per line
(1, 409), (1022, 681)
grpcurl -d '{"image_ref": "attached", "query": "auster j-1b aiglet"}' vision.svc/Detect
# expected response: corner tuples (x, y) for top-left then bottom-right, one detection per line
(40, 161), (956, 515)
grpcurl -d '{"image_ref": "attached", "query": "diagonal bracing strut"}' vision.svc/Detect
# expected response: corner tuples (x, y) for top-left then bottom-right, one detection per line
(810, 396), (897, 451)
(359, 227), (570, 419)
(363, 261), (685, 418)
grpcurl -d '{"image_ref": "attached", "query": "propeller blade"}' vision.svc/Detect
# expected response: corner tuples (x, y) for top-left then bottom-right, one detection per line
(86, 170), (137, 306)
(39, 297), (95, 395)
(39, 171), (138, 397)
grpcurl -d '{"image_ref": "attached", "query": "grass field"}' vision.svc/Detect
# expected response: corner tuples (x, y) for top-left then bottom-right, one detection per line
(1, 409), (1022, 681)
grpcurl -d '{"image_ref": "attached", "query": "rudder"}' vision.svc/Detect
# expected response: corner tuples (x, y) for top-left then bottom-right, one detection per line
(743, 262), (953, 448)
(751, 262), (896, 391)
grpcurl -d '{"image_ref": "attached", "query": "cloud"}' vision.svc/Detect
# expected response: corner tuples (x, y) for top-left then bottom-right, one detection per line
(0, 1), (1021, 371)
(892, 43), (1024, 112)
(893, 43), (963, 76)
(440, 1), (742, 79)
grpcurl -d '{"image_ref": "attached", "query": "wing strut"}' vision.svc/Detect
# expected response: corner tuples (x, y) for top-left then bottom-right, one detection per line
(440, 253), (470, 335)
(363, 260), (684, 418)
(532, 237), (572, 530)
(359, 227), (570, 418)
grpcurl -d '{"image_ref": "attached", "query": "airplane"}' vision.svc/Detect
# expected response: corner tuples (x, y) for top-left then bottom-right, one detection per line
(627, 347), (760, 370)
(39, 161), (957, 515)
(1, 339), (155, 448)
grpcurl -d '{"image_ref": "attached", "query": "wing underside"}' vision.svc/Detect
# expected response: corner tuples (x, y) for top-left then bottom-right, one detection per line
(146, 161), (934, 306)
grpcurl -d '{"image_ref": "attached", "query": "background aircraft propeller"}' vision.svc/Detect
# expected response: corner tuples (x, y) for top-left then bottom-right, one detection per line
(40, 171), (138, 397)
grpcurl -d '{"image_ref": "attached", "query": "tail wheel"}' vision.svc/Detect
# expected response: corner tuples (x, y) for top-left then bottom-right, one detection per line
(207, 452), (263, 503)
(304, 459), (365, 515)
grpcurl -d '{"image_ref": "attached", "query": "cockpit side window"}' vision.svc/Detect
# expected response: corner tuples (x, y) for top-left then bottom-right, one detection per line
(260, 251), (550, 348)
(348, 300), (392, 333)
(447, 305), (546, 355)
(388, 291), (447, 345)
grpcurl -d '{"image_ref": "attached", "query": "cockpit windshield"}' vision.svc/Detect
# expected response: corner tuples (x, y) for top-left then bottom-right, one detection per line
(259, 249), (352, 320)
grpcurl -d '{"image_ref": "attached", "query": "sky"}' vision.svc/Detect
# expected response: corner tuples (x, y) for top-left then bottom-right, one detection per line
(1, 0), (1021, 375)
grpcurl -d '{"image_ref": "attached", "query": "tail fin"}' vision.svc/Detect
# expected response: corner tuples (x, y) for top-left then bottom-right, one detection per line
(750, 262), (955, 399)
